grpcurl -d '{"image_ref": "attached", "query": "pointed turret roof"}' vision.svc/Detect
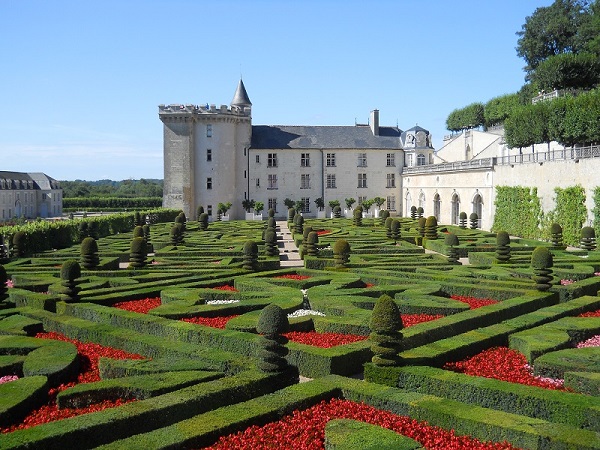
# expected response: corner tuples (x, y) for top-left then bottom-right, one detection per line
(231, 79), (252, 107)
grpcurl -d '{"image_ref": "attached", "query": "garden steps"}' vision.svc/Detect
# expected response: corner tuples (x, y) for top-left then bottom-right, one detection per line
(276, 221), (303, 268)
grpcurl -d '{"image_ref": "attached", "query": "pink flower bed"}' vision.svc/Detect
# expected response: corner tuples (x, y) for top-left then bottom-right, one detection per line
(113, 297), (162, 314)
(577, 335), (600, 348)
(1, 332), (144, 433)
(443, 346), (567, 390)
(205, 398), (518, 450)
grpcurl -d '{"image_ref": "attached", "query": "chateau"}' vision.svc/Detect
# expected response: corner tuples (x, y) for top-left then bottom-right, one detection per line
(0, 171), (62, 220)
(161, 81), (600, 229)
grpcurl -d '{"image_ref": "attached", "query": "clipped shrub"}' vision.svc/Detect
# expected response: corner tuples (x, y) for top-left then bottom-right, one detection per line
(256, 304), (289, 373)
(129, 237), (147, 269)
(268, 208), (275, 218)
(333, 239), (351, 268)
(264, 228), (279, 257)
(0, 265), (7, 301)
(267, 217), (276, 229)
(294, 214), (304, 235)
(390, 219), (401, 243)
(384, 217), (393, 238)
(531, 246), (554, 291)
(469, 212), (479, 229)
(302, 226), (313, 241)
(287, 207), (296, 222)
(353, 208), (362, 227)
(410, 205), (417, 220)
(196, 205), (204, 220)
(60, 260), (81, 303)
(133, 226), (144, 239)
(550, 223), (563, 248)
(243, 240), (258, 271)
(495, 231), (511, 263)
(175, 211), (186, 231)
(304, 231), (319, 257)
(133, 211), (142, 227)
(333, 205), (341, 218)
(142, 224), (151, 242)
(370, 294), (403, 367)
(379, 209), (390, 225)
(424, 216), (438, 240)
(417, 217), (426, 238)
(459, 211), (468, 229)
(198, 213), (209, 231)
(80, 237), (99, 270)
(12, 231), (26, 257)
(417, 206), (424, 218)
(580, 226), (596, 251)
(445, 232), (460, 264)
(170, 223), (184, 246)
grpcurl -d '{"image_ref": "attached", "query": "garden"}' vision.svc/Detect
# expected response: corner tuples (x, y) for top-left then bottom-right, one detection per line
(0, 209), (599, 449)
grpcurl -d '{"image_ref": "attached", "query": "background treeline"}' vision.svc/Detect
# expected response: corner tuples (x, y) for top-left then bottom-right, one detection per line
(61, 179), (163, 198)
(492, 185), (592, 246)
(61, 179), (163, 211)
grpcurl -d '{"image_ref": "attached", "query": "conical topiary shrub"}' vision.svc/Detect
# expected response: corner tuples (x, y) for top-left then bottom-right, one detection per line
(353, 208), (362, 227)
(134, 211), (142, 227)
(268, 208), (275, 218)
(424, 216), (438, 240)
(80, 237), (99, 270)
(12, 231), (26, 257)
(469, 212), (479, 229)
(580, 226), (596, 251)
(417, 217), (426, 238)
(410, 206), (417, 220)
(417, 207), (424, 219)
(129, 237), (147, 268)
(196, 205), (204, 221)
(531, 247), (553, 291)
(198, 213), (209, 231)
(390, 219), (401, 243)
(445, 232), (460, 264)
(243, 240), (258, 271)
(256, 304), (289, 372)
(0, 265), (8, 302)
(379, 209), (390, 226)
(495, 231), (511, 263)
(287, 207), (296, 222)
(304, 231), (319, 257)
(550, 223), (563, 248)
(333, 239), (351, 269)
(264, 228), (279, 257)
(133, 226), (144, 239)
(459, 211), (468, 229)
(175, 212), (186, 232)
(370, 294), (403, 367)
(384, 217), (393, 238)
(333, 205), (341, 219)
(142, 224), (151, 242)
(60, 260), (81, 303)
(267, 217), (276, 229)
(294, 214), (304, 236)
(170, 223), (184, 246)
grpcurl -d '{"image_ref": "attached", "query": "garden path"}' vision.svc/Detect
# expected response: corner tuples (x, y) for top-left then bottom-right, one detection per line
(277, 221), (303, 268)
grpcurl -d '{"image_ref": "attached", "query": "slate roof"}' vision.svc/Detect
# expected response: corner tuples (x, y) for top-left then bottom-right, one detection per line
(251, 125), (403, 150)
(0, 171), (60, 190)
(231, 79), (252, 107)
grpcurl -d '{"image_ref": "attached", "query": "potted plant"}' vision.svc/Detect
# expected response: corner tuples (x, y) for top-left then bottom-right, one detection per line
(344, 198), (356, 218)
(254, 201), (265, 220)
(314, 197), (326, 218)
(372, 196), (385, 218)
(242, 199), (255, 220)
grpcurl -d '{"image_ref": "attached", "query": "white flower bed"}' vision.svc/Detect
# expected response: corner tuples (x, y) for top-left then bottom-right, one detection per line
(288, 309), (325, 318)
(206, 299), (240, 305)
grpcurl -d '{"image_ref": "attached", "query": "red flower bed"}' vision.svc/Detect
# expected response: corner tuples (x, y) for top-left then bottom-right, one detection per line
(401, 314), (444, 327)
(113, 297), (162, 314)
(273, 274), (311, 281)
(206, 398), (518, 450)
(213, 285), (238, 292)
(364, 282), (375, 288)
(579, 309), (600, 317)
(443, 346), (567, 390)
(450, 295), (498, 309)
(182, 315), (240, 329)
(1, 332), (144, 433)
(315, 230), (331, 236)
(284, 331), (367, 348)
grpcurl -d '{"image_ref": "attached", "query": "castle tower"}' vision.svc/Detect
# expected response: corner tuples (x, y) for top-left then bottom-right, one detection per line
(160, 81), (252, 219)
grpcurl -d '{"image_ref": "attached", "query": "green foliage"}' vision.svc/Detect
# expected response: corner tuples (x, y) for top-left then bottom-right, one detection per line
(417, 217), (426, 237)
(594, 186), (600, 239)
(410, 206), (417, 220)
(352, 208), (362, 227)
(283, 198), (294, 209)
(80, 237), (99, 270)
(484, 93), (521, 127)
(459, 211), (467, 229)
(287, 207), (296, 222)
(361, 199), (374, 213)
(12, 231), (27, 257)
(256, 304), (289, 373)
(129, 237), (147, 268)
(196, 205), (204, 220)
(417, 207), (424, 218)
(424, 216), (438, 240)
(264, 228), (279, 256)
(63, 197), (162, 210)
(469, 213), (479, 230)
(495, 231), (511, 263)
(390, 219), (400, 242)
(445, 233), (460, 264)
(60, 260), (81, 302)
(242, 199), (255, 213)
(492, 186), (543, 239)
(445, 102), (485, 132)
(333, 239), (351, 268)
(268, 208), (275, 217)
(0, 265), (7, 301)
(345, 198), (356, 209)
(133, 226), (144, 239)
(370, 295), (403, 367)
(580, 226), (597, 250)
(333, 205), (341, 218)
(547, 185), (587, 246)
(314, 197), (325, 211)
(257, 304), (289, 336)
(328, 200), (340, 209)
(531, 52), (600, 91)
(242, 241), (258, 271)
(61, 179), (163, 199)
(170, 223), (184, 246)
(254, 201), (264, 214)
(531, 246), (554, 291)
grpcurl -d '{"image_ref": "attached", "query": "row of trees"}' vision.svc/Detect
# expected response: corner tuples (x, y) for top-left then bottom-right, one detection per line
(61, 179), (163, 198)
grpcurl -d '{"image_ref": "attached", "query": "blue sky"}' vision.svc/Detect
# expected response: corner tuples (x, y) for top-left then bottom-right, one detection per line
(1, 0), (552, 181)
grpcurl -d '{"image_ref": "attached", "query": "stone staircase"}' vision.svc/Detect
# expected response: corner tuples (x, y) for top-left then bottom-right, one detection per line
(276, 221), (303, 268)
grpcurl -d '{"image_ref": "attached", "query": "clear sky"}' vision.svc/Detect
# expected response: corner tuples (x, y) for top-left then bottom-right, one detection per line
(1, 0), (553, 181)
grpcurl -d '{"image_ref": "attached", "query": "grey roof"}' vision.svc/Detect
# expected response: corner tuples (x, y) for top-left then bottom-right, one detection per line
(251, 125), (402, 150)
(231, 79), (252, 107)
(0, 171), (60, 190)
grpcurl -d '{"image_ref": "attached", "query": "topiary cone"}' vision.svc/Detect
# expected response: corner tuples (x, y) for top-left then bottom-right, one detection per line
(495, 231), (511, 263)
(256, 304), (289, 372)
(80, 237), (100, 270)
(531, 247), (553, 291)
(369, 295), (403, 367)
(60, 260), (81, 302)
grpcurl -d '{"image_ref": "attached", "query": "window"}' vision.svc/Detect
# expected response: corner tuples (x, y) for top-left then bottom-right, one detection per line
(207, 178), (212, 189)
(207, 149), (212, 161)
(357, 153), (367, 167)
(206, 124), (212, 137)
(256, 178), (260, 188)
(268, 153), (278, 167)
(406, 153), (414, 167)
(386, 153), (395, 166)
(326, 174), (336, 189)
(358, 173), (367, 188)
(386, 173), (395, 188)
(256, 155), (260, 164)
(301, 153), (310, 167)
(207, 205), (212, 216)
(326, 153), (336, 167)
(301, 197), (310, 213)
(387, 196), (396, 211)
(301, 174), (310, 189)
(417, 153), (426, 166)
(268, 198), (277, 212)
(268, 174), (278, 189)
(358, 196), (367, 205)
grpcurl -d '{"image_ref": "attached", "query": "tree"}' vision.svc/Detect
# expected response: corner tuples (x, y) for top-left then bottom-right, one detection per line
(530, 52), (600, 90)
(328, 200), (340, 210)
(516, 0), (589, 77)
(484, 94), (521, 127)
(283, 198), (295, 209)
(361, 199), (374, 213)
(242, 199), (255, 213)
(314, 197), (325, 211)
(254, 201), (265, 215)
(345, 198), (356, 210)
(372, 197), (386, 210)
(369, 295), (403, 367)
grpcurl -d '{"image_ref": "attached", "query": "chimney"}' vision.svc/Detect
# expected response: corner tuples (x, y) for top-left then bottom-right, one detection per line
(370, 109), (379, 136)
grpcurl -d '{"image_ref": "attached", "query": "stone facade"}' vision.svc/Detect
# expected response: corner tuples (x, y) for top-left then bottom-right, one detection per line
(0, 172), (63, 220)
